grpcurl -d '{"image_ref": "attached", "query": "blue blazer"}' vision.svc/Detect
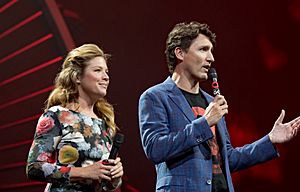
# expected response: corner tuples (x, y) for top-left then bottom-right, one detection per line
(138, 77), (278, 192)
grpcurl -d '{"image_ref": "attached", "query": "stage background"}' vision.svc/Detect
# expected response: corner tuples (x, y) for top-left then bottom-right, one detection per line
(1, 0), (300, 191)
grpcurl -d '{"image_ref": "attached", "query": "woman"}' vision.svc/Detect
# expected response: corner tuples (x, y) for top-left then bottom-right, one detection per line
(26, 44), (123, 191)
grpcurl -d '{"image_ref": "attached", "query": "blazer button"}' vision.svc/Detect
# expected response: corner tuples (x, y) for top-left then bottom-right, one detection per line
(206, 179), (212, 185)
(196, 138), (203, 143)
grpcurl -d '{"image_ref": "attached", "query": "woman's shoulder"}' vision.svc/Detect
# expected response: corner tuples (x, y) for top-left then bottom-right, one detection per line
(47, 105), (70, 113)
(41, 105), (73, 119)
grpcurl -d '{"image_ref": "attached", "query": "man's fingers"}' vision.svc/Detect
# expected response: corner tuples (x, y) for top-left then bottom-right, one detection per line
(214, 95), (226, 105)
(291, 116), (300, 128)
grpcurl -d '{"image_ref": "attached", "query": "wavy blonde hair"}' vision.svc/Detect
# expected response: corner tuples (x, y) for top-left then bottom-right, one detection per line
(45, 44), (117, 135)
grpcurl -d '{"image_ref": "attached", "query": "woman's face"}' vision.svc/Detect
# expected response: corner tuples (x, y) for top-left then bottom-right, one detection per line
(77, 56), (109, 101)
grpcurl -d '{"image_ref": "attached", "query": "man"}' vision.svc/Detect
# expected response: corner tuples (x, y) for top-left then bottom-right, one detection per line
(138, 21), (300, 192)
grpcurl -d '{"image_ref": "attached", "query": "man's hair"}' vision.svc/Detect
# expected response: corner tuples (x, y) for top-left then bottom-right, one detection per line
(165, 21), (216, 73)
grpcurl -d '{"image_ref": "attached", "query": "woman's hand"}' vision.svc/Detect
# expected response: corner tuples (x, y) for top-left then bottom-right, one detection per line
(110, 157), (123, 178)
(69, 159), (114, 182)
(106, 157), (124, 187)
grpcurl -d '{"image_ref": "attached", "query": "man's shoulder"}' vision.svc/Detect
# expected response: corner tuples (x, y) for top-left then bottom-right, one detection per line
(143, 78), (173, 94)
(140, 77), (174, 99)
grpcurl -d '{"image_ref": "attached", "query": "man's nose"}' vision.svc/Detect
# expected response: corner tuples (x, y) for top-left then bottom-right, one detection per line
(207, 51), (215, 63)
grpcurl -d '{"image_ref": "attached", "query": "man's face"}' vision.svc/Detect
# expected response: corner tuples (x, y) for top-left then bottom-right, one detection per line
(179, 34), (214, 82)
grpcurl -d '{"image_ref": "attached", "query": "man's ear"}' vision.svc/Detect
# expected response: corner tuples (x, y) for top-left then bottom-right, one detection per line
(174, 47), (184, 61)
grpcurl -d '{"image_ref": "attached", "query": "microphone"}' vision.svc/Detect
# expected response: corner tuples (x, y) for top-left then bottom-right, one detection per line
(108, 133), (125, 159)
(100, 133), (125, 189)
(208, 68), (220, 96)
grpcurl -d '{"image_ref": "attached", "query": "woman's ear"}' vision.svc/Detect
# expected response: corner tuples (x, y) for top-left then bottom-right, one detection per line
(75, 75), (81, 84)
(174, 47), (184, 61)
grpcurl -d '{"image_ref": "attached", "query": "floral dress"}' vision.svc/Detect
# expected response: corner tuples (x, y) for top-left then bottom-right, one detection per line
(26, 106), (116, 192)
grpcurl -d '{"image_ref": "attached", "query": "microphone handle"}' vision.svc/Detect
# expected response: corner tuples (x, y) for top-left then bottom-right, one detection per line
(100, 133), (124, 190)
(211, 79), (220, 96)
(108, 146), (119, 159)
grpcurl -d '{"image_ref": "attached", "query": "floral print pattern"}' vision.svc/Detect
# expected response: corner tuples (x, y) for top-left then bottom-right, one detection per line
(26, 106), (113, 192)
(58, 145), (79, 164)
(36, 116), (55, 136)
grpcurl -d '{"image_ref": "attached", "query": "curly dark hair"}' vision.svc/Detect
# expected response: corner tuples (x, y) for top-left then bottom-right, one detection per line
(165, 21), (216, 74)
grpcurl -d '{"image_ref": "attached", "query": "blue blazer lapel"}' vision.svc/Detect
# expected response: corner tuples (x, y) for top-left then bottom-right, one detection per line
(163, 77), (195, 122)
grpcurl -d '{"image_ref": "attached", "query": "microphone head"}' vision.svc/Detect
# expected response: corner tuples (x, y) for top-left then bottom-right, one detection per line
(114, 133), (125, 144)
(208, 68), (218, 80)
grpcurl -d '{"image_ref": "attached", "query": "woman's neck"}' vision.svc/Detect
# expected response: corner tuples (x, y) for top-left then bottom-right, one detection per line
(67, 97), (98, 118)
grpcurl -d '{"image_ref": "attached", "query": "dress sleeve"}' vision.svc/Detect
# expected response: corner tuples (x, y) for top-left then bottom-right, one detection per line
(103, 179), (122, 191)
(26, 110), (71, 183)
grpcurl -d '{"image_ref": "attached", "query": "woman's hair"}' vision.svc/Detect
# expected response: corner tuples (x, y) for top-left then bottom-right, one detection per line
(45, 43), (118, 135)
(165, 21), (216, 74)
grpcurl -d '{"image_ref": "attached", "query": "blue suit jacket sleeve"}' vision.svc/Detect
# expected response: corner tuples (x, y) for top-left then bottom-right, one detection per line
(138, 78), (279, 191)
(201, 91), (279, 173)
(225, 127), (279, 172)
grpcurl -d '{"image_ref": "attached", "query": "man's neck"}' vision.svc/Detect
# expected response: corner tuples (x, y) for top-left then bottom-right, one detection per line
(171, 72), (199, 94)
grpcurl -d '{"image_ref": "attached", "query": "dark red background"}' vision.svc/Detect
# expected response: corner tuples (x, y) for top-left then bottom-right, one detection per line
(1, 0), (300, 191)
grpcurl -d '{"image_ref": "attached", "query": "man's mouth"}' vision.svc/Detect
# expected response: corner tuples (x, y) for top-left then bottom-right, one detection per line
(202, 65), (210, 72)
